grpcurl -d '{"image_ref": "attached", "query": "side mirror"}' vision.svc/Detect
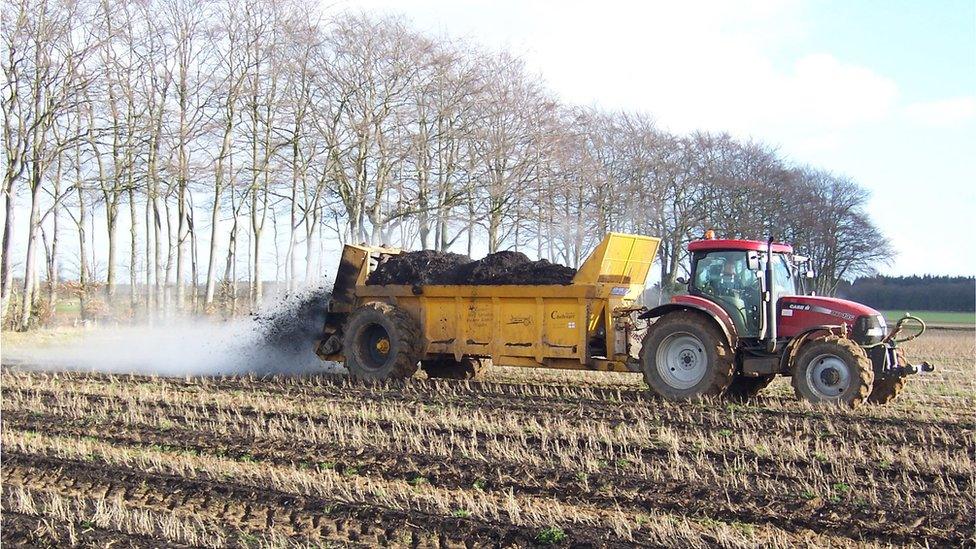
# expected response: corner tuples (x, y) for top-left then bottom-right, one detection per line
(675, 276), (688, 285)
(747, 251), (761, 271)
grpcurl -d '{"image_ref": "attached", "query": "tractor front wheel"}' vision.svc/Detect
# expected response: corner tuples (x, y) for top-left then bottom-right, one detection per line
(640, 312), (735, 401)
(792, 336), (873, 407)
(342, 302), (422, 380)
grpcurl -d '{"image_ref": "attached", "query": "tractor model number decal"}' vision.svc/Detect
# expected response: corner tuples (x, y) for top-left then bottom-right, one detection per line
(785, 302), (855, 321)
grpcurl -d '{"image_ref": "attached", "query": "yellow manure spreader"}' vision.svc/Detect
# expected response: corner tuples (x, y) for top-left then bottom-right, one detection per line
(316, 233), (660, 380)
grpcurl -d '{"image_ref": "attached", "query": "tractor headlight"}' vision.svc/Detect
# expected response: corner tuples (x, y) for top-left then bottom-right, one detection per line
(853, 314), (885, 345)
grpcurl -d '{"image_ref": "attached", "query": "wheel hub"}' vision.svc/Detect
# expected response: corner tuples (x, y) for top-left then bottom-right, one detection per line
(361, 324), (393, 370)
(820, 368), (840, 386)
(806, 354), (852, 398)
(655, 332), (708, 390)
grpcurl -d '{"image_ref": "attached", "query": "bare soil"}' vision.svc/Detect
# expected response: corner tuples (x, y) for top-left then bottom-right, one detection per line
(2, 361), (972, 548)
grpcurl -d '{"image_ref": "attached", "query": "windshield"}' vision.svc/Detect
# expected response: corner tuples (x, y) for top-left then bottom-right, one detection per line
(771, 253), (796, 297)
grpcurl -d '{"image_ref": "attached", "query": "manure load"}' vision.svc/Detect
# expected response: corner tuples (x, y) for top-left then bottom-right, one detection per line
(366, 249), (576, 286)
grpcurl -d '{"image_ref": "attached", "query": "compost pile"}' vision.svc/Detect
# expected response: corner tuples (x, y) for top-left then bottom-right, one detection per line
(367, 249), (576, 286)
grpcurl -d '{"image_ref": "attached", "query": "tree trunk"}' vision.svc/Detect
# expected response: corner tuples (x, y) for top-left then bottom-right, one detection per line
(128, 185), (138, 313)
(19, 173), (42, 330)
(105, 205), (118, 305)
(190, 205), (199, 312)
(1, 176), (15, 319)
(205, 112), (234, 307)
(77, 181), (89, 323)
(46, 158), (63, 315)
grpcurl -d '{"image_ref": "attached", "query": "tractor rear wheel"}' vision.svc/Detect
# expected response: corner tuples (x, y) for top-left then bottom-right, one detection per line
(868, 351), (908, 404)
(342, 302), (422, 380)
(724, 374), (775, 402)
(640, 312), (735, 401)
(422, 357), (490, 380)
(792, 336), (873, 407)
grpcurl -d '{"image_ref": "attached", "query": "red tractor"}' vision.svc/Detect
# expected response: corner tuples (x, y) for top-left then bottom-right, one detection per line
(639, 233), (933, 406)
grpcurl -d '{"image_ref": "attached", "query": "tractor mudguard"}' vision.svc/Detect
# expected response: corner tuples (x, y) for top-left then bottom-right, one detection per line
(640, 299), (738, 349)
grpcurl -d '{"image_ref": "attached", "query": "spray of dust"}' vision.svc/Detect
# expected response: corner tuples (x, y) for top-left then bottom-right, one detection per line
(3, 285), (344, 377)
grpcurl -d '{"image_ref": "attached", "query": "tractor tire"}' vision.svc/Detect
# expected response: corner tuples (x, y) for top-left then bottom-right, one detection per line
(422, 357), (490, 380)
(724, 374), (776, 402)
(342, 302), (422, 380)
(792, 336), (873, 408)
(640, 311), (735, 401)
(868, 351), (908, 404)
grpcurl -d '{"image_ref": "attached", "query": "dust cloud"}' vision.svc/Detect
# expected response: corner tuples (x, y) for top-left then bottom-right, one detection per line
(3, 286), (343, 377)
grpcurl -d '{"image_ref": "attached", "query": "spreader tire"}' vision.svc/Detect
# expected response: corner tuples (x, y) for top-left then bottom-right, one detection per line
(342, 302), (422, 380)
(724, 374), (775, 402)
(640, 311), (735, 401)
(422, 356), (490, 380)
(792, 336), (873, 408)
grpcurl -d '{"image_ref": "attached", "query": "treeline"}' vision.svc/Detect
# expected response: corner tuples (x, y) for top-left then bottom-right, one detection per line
(838, 276), (976, 312)
(1, 0), (892, 330)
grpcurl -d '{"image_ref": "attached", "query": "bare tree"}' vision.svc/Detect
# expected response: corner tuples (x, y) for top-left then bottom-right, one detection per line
(468, 54), (552, 252)
(203, 0), (247, 307)
(0, 3), (895, 328)
(8, 0), (96, 329)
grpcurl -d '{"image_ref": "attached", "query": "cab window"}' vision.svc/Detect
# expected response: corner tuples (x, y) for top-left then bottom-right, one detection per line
(692, 250), (761, 337)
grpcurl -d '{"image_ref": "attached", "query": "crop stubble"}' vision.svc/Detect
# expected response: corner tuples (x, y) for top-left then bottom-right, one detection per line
(1, 330), (972, 547)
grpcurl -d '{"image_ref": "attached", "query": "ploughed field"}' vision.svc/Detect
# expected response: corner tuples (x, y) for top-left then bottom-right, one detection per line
(1, 330), (973, 548)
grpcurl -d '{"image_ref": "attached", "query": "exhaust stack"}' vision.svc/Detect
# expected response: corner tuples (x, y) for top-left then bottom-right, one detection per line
(765, 236), (778, 353)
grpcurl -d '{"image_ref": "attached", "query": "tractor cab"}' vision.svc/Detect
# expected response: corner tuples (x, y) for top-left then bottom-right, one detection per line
(687, 237), (797, 338)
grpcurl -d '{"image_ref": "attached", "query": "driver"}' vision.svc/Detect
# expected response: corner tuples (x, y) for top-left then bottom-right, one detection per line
(710, 253), (743, 297)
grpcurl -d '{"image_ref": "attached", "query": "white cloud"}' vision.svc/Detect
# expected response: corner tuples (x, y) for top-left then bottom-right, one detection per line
(520, 8), (898, 138)
(780, 54), (899, 127)
(341, 1), (899, 139)
(904, 96), (976, 128)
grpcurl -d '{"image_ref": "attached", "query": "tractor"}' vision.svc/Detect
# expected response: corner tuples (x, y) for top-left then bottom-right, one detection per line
(639, 232), (933, 406)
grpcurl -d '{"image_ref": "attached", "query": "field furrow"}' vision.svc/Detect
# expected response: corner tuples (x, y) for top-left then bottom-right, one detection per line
(4, 387), (971, 491)
(7, 370), (970, 432)
(2, 414), (963, 547)
(3, 341), (971, 549)
(2, 431), (876, 548)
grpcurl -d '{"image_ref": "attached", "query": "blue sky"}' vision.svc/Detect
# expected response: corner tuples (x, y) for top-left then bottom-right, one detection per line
(337, 0), (976, 276)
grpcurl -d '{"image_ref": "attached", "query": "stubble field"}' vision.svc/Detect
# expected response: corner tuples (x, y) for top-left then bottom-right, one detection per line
(1, 329), (973, 548)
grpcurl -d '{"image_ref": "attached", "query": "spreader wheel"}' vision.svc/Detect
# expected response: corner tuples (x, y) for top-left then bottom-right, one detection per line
(640, 311), (735, 401)
(792, 336), (873, 407)
(724, 374), (776, 402)
(422, 357), (490, 380)
(342, 302), (422, 380)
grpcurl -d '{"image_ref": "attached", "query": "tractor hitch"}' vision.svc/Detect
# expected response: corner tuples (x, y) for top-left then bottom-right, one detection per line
(891, 360), (935, 376)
